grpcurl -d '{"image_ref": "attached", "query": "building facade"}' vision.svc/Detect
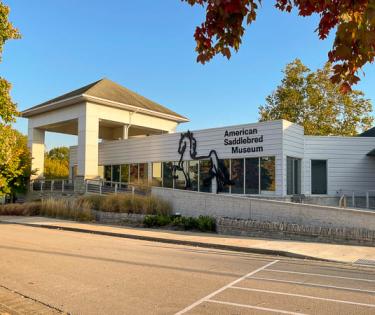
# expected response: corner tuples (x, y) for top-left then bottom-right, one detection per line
(22, 79), (375, 199)
(69, 119), (375, 198)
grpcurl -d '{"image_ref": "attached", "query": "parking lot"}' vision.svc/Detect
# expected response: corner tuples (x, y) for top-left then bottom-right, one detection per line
(0, 223), (374, 314)
(177, 259), (375, 314)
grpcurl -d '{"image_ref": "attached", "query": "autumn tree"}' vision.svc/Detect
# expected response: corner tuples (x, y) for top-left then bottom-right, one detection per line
(259, 59), (374, 136)
(0, 1), (28, 197)
(44, 147), (70, 179)
(184, 0), (375, 92)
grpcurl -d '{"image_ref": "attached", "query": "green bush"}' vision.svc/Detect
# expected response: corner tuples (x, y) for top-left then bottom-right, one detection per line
(143, 214), (216, 232)
(196, 216), (216, 232)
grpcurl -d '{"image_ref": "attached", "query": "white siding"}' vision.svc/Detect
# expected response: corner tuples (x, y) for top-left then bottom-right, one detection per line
(70, 120), (284, 195)
(282, 120), (305, 195)
(304, 136), (375, 195)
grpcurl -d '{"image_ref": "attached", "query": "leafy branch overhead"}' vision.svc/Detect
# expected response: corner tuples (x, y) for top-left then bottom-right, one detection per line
(184, 0), (375, 92)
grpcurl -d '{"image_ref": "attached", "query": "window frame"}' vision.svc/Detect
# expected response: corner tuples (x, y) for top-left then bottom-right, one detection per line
(310, 159), (328, 195)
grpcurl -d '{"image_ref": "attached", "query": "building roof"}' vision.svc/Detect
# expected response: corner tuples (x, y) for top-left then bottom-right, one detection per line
(21, 78), (189, 122)
(359, 126), (375, 137)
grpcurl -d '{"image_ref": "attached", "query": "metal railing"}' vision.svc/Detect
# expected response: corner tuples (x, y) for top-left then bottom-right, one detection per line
(338, 190), (375, 210)
(85, 179), (150, 196)
(30, 178), (150, 196)
(30, 179), (74, 193)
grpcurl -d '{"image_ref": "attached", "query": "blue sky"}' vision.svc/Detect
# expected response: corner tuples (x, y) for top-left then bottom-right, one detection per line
(2, 0), (374, 150)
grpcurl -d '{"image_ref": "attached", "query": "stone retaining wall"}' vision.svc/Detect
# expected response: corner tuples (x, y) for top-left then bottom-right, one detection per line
(92, 210), (145, 225)
(216, 217), (375, 246)
(152, 187), (375, 245)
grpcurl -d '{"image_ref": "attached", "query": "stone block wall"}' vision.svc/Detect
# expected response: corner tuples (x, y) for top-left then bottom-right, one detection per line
(216, 217), (375, 246)
(92, 210), (145, 225)
(152, 187), (375, 244)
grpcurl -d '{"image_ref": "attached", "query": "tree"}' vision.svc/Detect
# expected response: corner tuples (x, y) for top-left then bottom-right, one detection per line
(0, 1), (20, 123)
(259, 59), (374, 136)
(183, 0), (375, 92)
(0, 1), (24, 197)
(0, 127), (32, 197)
(46, 147), (69, 161)
(44, 147), (70, 179)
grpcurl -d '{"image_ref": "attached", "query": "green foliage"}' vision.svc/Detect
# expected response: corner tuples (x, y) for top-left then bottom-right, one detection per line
(46, 147), (69, 161)
(0, 127), (32, 196)
(259, 59), (374, 136)
(0, 1), (26, 197)
(81, 194), (172, 216)
(0, 1), (20, 123)
(44, 146), (69, 179)
(144, 214), (216, 232)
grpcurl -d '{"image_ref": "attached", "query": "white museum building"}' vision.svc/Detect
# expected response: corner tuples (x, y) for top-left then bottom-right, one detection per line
(22, 79), (375, 201)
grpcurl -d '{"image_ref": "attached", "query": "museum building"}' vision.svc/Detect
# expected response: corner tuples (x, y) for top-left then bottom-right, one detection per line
(22, 79), (375, 198)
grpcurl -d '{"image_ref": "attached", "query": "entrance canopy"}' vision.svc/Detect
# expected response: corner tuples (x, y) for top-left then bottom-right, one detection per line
(22, 78), (189, 179)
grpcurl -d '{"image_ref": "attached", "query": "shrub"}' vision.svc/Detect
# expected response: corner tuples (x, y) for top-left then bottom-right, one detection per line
(80, 194), (172, 216)
(196, 216), (216, 232)
(40, 198), (94, 222)
(144, 214), (216, 232)
(0, 202), (41, 216)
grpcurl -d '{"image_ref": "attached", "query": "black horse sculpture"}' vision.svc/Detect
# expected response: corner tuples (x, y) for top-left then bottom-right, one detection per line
(172, 131), (233, 193)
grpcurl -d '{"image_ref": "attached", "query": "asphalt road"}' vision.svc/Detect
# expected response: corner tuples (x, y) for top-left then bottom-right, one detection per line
(0, 223), (374, 315)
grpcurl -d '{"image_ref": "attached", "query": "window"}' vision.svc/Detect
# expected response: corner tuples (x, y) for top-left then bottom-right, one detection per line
(104, 165), (111, 182)
(112, 165), (120, 183)
(163, 162), (174, 188)
(139, 163), (148, 185)
(311, 160), (327, 194)
(199, 160), (212, 192)
(245, 158), (259, 194)
(130, 164), (139, 184)
(261, 157), (275, 192)
(152, 162), (162, 187)
(219, 159), (230, 193)
(287, 157), (301, 195)
(231, 159), (244, 194)
(121, 164), (129, 183)
(187, 160), (199, 191)
(174, 162), (186, 190)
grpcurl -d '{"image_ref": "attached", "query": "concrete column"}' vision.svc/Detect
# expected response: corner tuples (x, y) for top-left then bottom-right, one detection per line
(28, 127), (45, 179)
(123, 125), (129, 139)
(77, 111), (99, 179)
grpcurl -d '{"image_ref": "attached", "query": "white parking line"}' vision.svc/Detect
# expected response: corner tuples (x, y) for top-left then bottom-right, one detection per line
(231, 286), (375, 308)
(264, 268), (375, 282)
(206, 299), (307, 315)
(250, 276), (375, 294)
(174, 259), (279, 315)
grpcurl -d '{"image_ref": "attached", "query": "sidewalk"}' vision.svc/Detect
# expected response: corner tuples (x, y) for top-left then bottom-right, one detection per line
(1, 216), (374, 265)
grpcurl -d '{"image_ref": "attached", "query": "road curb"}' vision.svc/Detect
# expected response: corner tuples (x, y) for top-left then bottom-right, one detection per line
(0, 220), (332, 262)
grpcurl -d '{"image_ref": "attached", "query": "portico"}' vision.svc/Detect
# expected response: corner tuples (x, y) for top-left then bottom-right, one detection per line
(21, 78), (189, 180)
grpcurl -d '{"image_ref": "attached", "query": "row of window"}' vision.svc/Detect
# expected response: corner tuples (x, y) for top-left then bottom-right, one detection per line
(152, 157), (276, 194)
(73, 157), (327, 195)
(94, 157), (275, 194)
(99, 163), (149, 185)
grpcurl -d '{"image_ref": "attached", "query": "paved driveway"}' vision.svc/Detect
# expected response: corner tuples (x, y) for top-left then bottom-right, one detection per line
(0, 223), (374, 314)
